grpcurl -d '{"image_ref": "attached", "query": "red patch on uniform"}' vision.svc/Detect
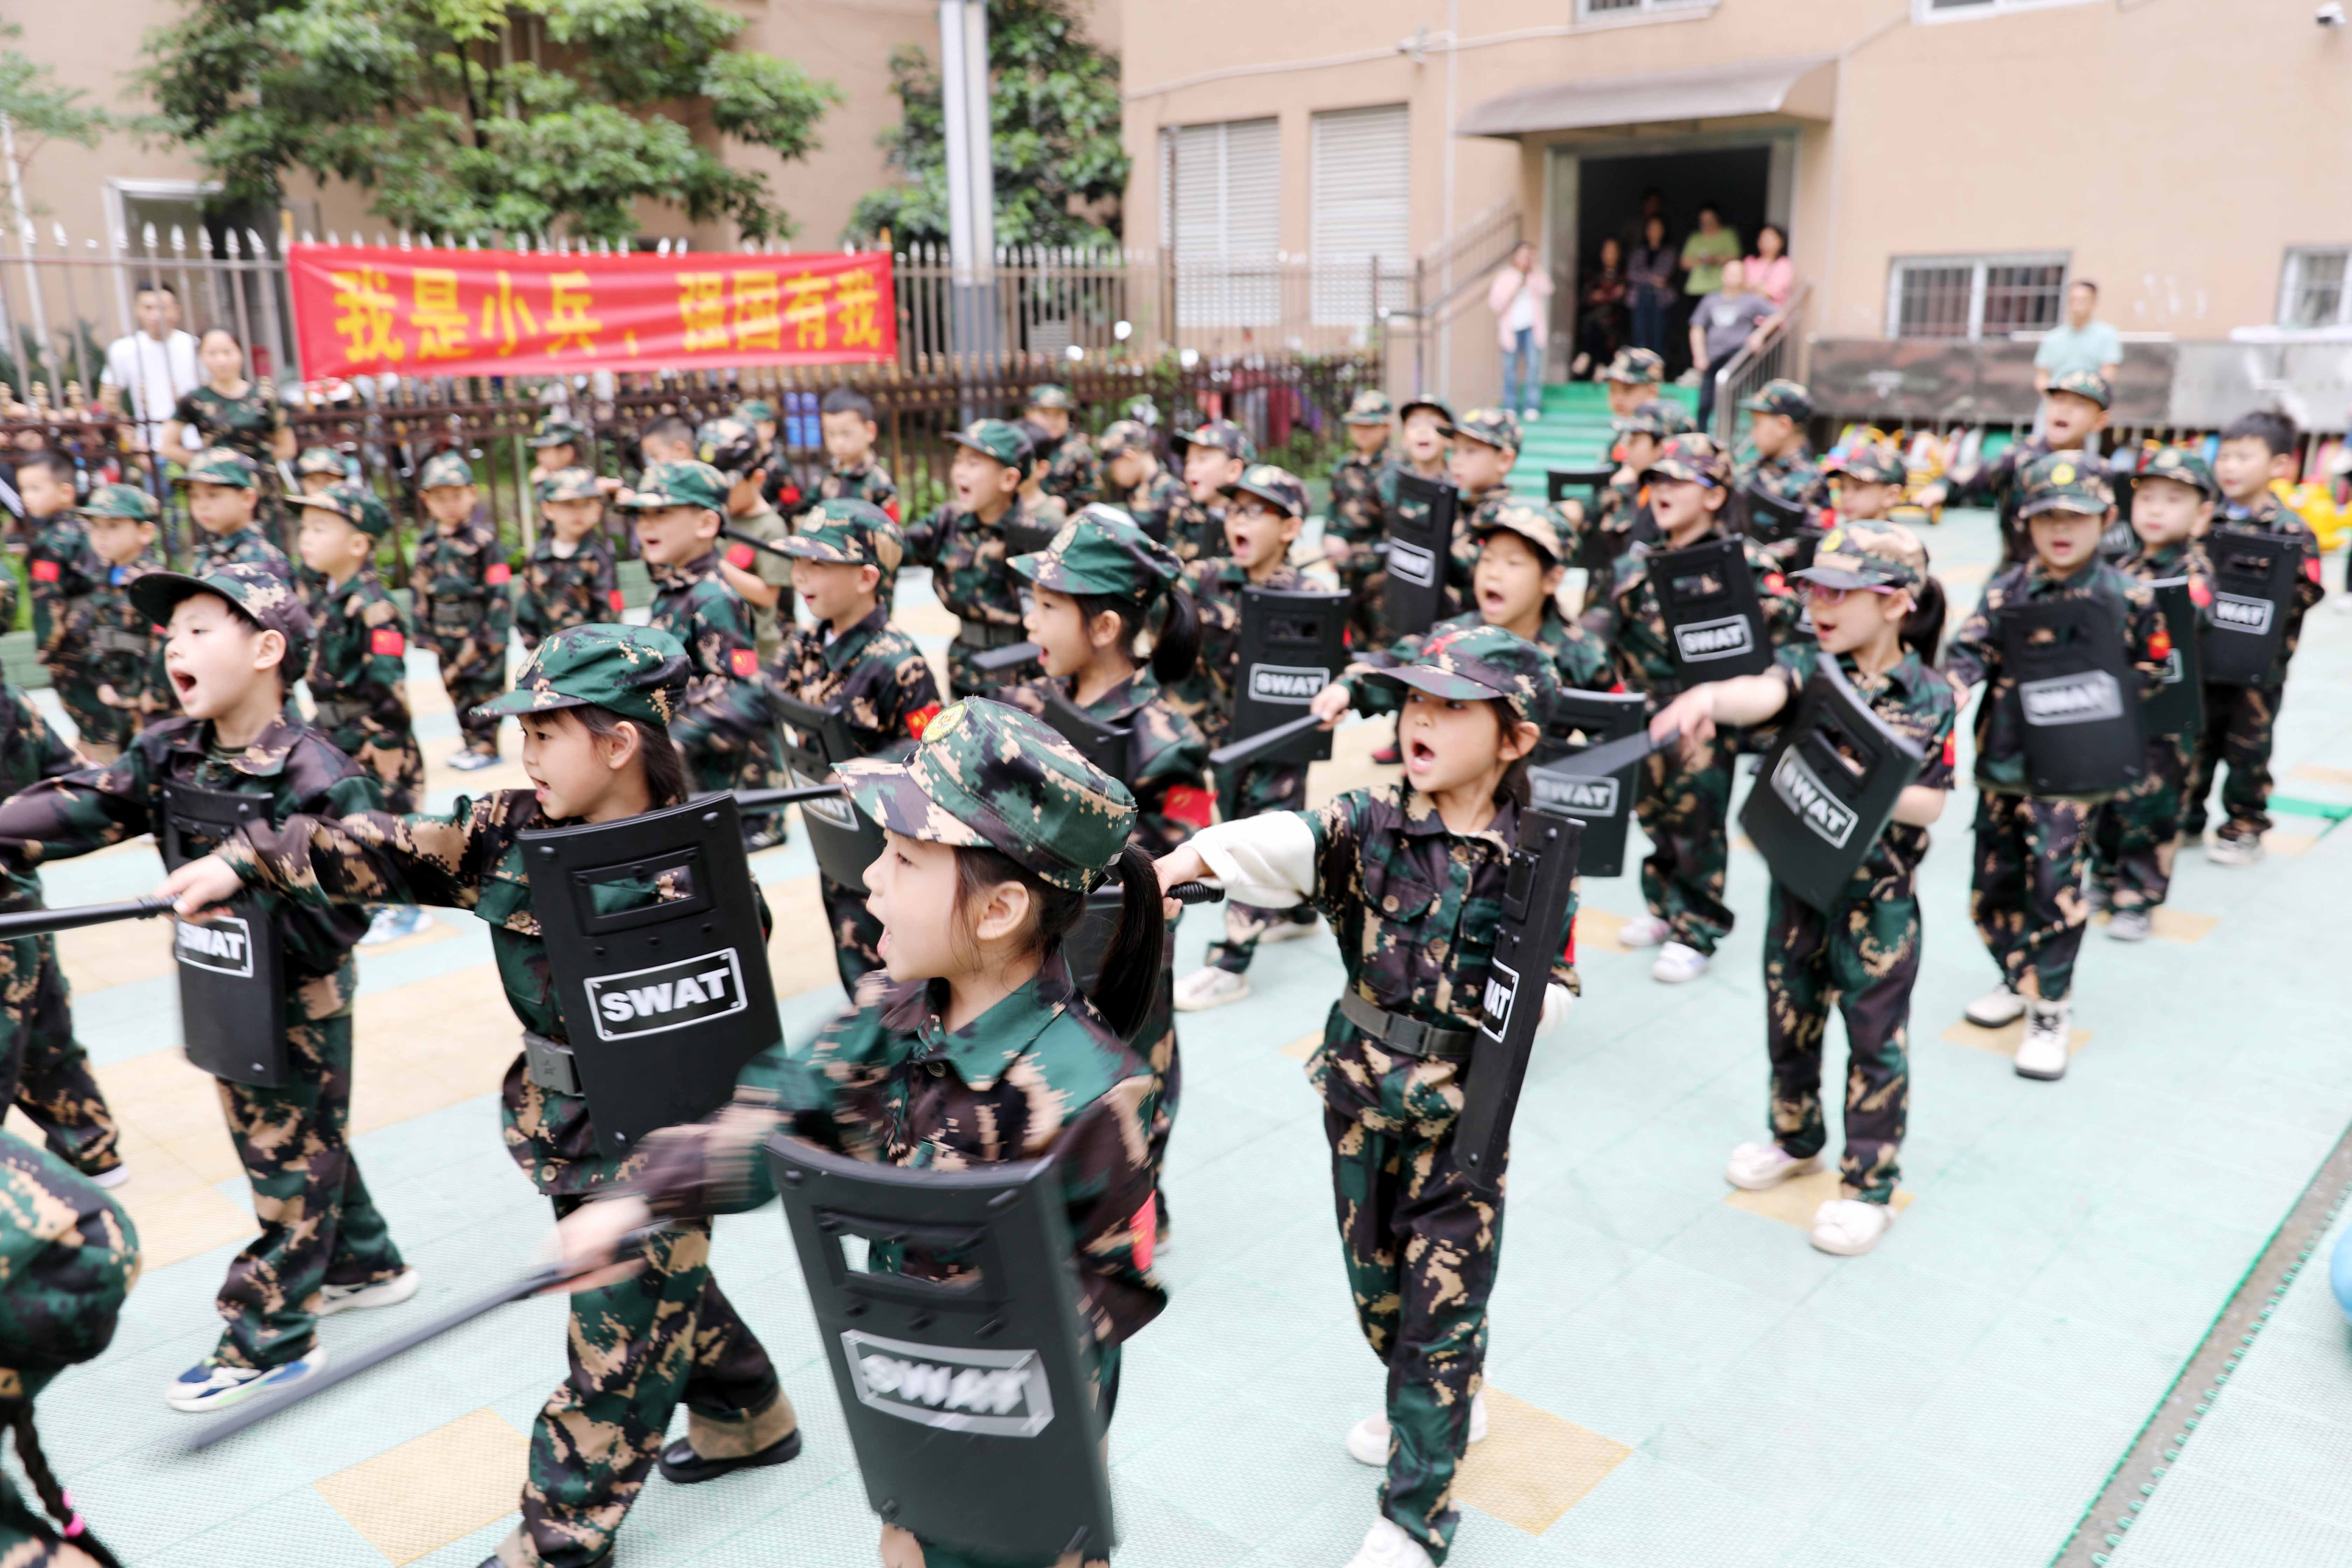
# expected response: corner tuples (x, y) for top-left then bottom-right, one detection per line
(1131, 1199), (1156, 1273)
(778, 484), (803, 508)
(28, 560), (58, 583)
(2189, 579), (2213, 608)
(2148, 625), (2172, 660)
(2306, 556), (2324, 583)
(1609, 681), (1626, 695)
(1162, 784), (1212, 829)
(905, 702), (941, 739)
(729, 648), (758, 679)
(1763, 572), (1787, 596)
(1941, 733), (1958, 770)
(607, 589), (627, 612)
(884, 499), (901, 523)
(369, 627), (406, 657)
(727, 544), (756, 570)
(484, 561), (511, 585)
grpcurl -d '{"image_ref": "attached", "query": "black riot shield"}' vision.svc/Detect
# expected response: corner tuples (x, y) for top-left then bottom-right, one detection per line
(158, 782), (292, 1087)
(2141, 577), (2204, 738)
(771, 694), (889, 894)
(1738, 659), (1926, 912)
(522, 797), (782, 1157)
(1527, 689), (1649, 878)
(1546, 465), (1615, 509)
(2102, 470), (2138, 561)
(1454, 808), (1580, 1195)
(1383, 472), (1455, 639)
(2000, 596), (2146, 796)
(1031, 685), (1134, 783)
(1651, 535), (1776, 680)
(1739, 484), (1812, 547)
(1228, 587), (1350, 770)
(770, 1139), (1116, 1564)
(2202, 529), (2301, 686)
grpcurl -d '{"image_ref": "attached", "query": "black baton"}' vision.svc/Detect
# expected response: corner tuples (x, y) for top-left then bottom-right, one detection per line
(731, 783), (849, 813)
(0, 896), (175, 940)
(1206, 712), (1327, 771)
(1550, 724), (1680, 779)
(968, 639), (1043, 674)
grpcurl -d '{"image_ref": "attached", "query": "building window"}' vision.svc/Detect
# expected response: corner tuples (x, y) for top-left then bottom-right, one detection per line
(1309, 105), (1409, 328)
(1915, 0), (2098, 21)
(1164, 117), (1281, 328)
(1578, 0), (1712, 18)
(1887, 253), (2068, 339)
(2280, 248), (2351, 329)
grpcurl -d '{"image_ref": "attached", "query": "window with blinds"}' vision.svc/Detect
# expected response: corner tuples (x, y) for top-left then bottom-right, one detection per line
(1309, 104), (1409, 328)
(1886, 253), (2068, 338)
(1163, 118), (1281, 328)
(2280, 247), (2351, 329)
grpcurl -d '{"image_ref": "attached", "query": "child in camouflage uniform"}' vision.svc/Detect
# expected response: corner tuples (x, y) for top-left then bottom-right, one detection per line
(816, 386), (900, 520)
(0, 564), (414, 1413)
(295, 445), (351, 494)
(515, 467), (623, 651)
(1651, 521), (1956, 1258)
(766, 498), (943, 991)
(1444, 408), (1537, 610)
(1158, 624), (1575, 1568)
(412, 452), (514, 770)
(1580, 397), (1695, 575)
(1947, 453), (2165, 1080)
(904, 419), (1045, 695)
(524, 413), (593, 487)
(2089, 448), (2218, 936)
(1017, 419), (1072, 534)
(1100, 417), (1187, 545)
(1325, 390), (1398, 643)
(70, 483), (172, 755)
(1166, 418), (1253, 563)
(178, 446), (294, 582)
(1600, 345), (1665, 421)
(14, 450), (102, 749)
(1918, 369), (2112, 566)
(1731, 377), (1828, 526)
(698, 416), (796, 665)
(1025, 382), (1101, 509)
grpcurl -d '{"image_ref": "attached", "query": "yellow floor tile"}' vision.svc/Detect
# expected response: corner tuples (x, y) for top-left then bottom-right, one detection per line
(2288, 763), (2352, 789)
(1941, 1018), (2092, 1057)
(1280, 1031), (1320, 1061)
(2262, 829), (2316, 858)
(1307, 721), (1401, 811)
(56, 915), (180, 996)
(2089, 906), (2219, 944)
(1731, 833), (1756, 854)
(1942, 562), (1990, 588)
(896, 597), (959, 639)
(421, 750), (533, 801)
(314, 1407), (528, 1565)
(1452, 1387), (1630, 1535)
(1574, 908), (1630, 955)
(1722, 1167), (1916, 1230)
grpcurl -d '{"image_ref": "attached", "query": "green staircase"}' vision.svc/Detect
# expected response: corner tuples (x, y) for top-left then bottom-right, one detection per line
(1505, 381), (1699, 502)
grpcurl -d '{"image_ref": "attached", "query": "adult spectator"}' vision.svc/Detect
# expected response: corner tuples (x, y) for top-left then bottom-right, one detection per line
(1617, 187), (1667, 259)
(163, 327), (292, 469)
(1679, 203), (1741, 306)
(2033, 279), (2122, 392)
(1745, 222), (1795, 308)
(1487, 239), (1553, 422)
(1573, 236), (1630, 380)
(1627, 214), (1679, 359)
(99, 280), (200, 460)
(1689, 258), (1777, 432)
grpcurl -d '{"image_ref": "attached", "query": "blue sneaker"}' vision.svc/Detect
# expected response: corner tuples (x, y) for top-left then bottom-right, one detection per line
(166, 1344), (331, 1413)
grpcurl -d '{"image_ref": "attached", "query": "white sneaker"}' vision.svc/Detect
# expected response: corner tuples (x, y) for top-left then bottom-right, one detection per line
(1617, 913), (1671, 948)
(1342, 1518), (1435, 1568)
(1521, 407), (1541, 423)
(88, 1163), (129, 1189)
(1724, 1141), (1818, 1192)
(1809, 1198), (1894, 1256)
(1344, 1392), (1489, 1467)
(318, 1268), (421, 1317)
(166, 1344), (330, 1413)
(1256, 911), (1322, 946)
(2206, 834), (2265, 867)
(1964, 986), (2026, 1028)
(1651, 941), (1708, 984)
(1172, 966), (1250, 1012)
(361, 906), (435, 945)
(2106, 909), (2152, 943)
(2083, 881), (2111, 914)
(2014, 999), (2071, 1081)
(446, 747), (499, 772)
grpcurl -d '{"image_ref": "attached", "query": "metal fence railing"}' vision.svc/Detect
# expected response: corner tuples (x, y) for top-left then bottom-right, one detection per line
(1374, 201), (1524, 397)
(1711, 282), (1812, 447)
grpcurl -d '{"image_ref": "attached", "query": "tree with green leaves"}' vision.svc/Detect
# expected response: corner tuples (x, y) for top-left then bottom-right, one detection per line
(2, 21), (118, 208)
(140, 0), (841, 244)
(849, 0), (1126, 252)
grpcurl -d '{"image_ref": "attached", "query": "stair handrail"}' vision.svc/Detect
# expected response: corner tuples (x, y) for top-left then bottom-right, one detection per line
(1709, 281), (1813, 446)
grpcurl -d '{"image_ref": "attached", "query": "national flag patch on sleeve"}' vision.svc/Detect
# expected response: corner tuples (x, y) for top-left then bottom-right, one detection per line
(2148, 624), (2172, 660)
(484, 561), (511, 586)
(1942, 733), (1958, 770)
(29, 560), (58, 583)
(1132, 1198), (1156, 1273)
(370, 627), (406, 657)
(884, 499), (901, 523)
(729, 647), (759, 679)
(1162, 784), (1212, 829)
(906, 702), (941, 739)
(2306, 555), (2324, 584)
(607, 589), (627, 613)
(2189, 579), (2213, 608)
(727, 544), (756, 570)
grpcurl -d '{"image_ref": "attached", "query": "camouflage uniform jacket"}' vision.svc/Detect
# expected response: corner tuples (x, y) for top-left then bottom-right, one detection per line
(170, 382), (285, 471)
(410, 519), (514, 656)
(1116, 467), (1189, 546)
(1327, 448), (1393, 559)
(818, 457), (900, 520)
(997, 669), (1213, 857)
(193, 525), (293, 583)
(0, 714), (377, 979)
(1736, 444), (1829, 515)
(1169, 556), (1309, 745)
(74, 558), (173, 734)
(0, 1128), (139, 1408)
(1948, 433), (2058, 558)
(2115, 536), (2212, 594)
(1166, 494), (1222, 564)
(0, 685), (79, 910)
(513, 530), (621, 650)
(901, 500), (1042, 687)
(647, 550), (766, 744)
(1343, 607), (1612, 716)
(630, 958), (1164, 1349)
(721, 503), (795, 664)
(1041, 434), (1103, 510)
(1945, 558), (2164, 795)
(303, 568), (414, 743)
(1578, 525), (1804, 704)
(26, 515), (93, 667)
(1455, 483), (1518, 595)
(1302, 785), (1578, 1135)
(1771, 642), (1957, 890)
(2213, 491), (2327, 678)
(765, 605), (943, 757)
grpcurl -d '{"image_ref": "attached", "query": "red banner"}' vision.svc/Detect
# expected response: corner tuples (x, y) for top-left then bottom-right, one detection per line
(287, 244), (896, 379)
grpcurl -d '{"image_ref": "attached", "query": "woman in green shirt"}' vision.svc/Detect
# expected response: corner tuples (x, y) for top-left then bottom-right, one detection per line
(1679, 203), (1742, 299)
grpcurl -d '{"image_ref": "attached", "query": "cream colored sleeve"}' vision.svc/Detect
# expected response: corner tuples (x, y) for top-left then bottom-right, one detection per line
(1187, 812), (1320, 909)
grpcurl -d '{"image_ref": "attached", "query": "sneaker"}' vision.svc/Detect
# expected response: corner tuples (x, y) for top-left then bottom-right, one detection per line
(2014, 999), (2071, 1081)
(1343, 1518), (1436, 1568)
(1521, 407), (1541, 424)
(1963, 986), (2026, 1028)
(1724, 1141), (1818, 1192)
(743, 826), (786, 852)
(447, 748), (499, 772)
(88, 1163), (129, 1189)
(1809, 1198), (1894, 1257)
(1345, 1393), (1489, 1467)
(2207, 833), (2265, 867)
(2083, 881), (2112, 914)
(360, 906), (435, 945)
(1617, 913), (1671, 948)
(1173, 966), (1250, 1012)
(166, 1345), (330, 1413)
(318, 1268), (422, 1317)
(1652, 940), (1708, 984)
(2107, 909), (2152, 943)
(1258, 911), (1321, 946)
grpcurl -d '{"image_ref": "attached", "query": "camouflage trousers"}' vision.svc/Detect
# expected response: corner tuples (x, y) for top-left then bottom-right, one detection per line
(0, 931), (122, 1179)
(1142, 920), (1182, 1231)
(1206, 760), (1313, 974)
(1763, 880), (1916, 1204)
(1340, 559), (1388, 649)
(433, 633), (508, 752)
(213, 967), (407, 1370)
(1634, 729), (1735, 955)
(320, 717), (426, 815)
(53, 672), (130, 760)
(2091, 733), (2195, 912)
(820, 870), (886, 995)
(1971, 792), (2093, 1003)
(1325, 1108), (1499, 1566)
(2182, 680), (2281, 842)
(500, 1217), (795, 1568)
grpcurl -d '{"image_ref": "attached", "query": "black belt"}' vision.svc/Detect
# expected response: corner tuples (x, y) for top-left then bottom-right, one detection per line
(1338, 992), (1476, 1060)
(523, 1029), (580, 1095)
(953, 620), (1028, 649)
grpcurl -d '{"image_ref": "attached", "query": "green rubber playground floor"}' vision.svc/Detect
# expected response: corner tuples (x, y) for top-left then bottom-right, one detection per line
(22, 505), (2352, 1567)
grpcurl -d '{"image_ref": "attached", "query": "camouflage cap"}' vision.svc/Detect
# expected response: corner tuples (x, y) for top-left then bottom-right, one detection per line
(75, 481), (158, 523)
(780, 497), (905, 577)
(476, 623), (692, 732)
(1368, 622), (1559, 729)
(1343, 389), (1396, 426)
(2018, 451), (2114, 519)
(418, 450), (475, 490)
(0, 1135), (141, 1400)
(295, 445), (349, 479)
(535, 466), (606, 505)
(696, 417), (765, 477)
(1397, 397), (1456, 429)
(1010, 504), (1182, 607)
(294, 479), (394, 538)
(1222, 463), (1307, 518)
(1643, 433), (1734, 489)
(2136, 445), (2218, 500)
(2047, 369), (2112, 410)
(945, 418), (1032, 470)
(1797, 520), (1929, 594)
(732, 398), (777, 424)
(1024, 383), (1076, 412)
(1474, 500), (1567, 567)
(527, 413), (591, 449)
(837, 697), (1137, 892)
(1097, 419), (1154, 459)
(130, 561), (313, 660)
(1738, 378), (1813, 421)
(1449, 407), (1522, 454)
(1826, 441), (1907, 486)
(1172, 418), (1255, 463)
(1602, 346), (1666, 386)
(177, 447), (258, 489)
(617, 460), (729, 513)
(1612, 398), (1696, 440)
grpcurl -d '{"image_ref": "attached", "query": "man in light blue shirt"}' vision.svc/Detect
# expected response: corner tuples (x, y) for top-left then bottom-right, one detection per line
(2034, 279), (2123, 392)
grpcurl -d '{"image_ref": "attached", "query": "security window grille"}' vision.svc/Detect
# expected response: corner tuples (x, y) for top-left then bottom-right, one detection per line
(1918, 0), (2098, 18)
(1164, 118), (1281, 328)
(2281, 248), (2351, 329)
(1888, 254), (2068, 338)
(1580, 0), (1710, 14)
(1309, 105), (1410, 328)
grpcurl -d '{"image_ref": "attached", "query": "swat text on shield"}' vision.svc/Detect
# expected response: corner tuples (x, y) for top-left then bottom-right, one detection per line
(1769, 749), (1859, 848)
(842, 1329), (1056, 1437)
(1531, 772), (1619, 818)
(1673, 615), (1755, 662)
(176, 916), (257, 979)
(2018, 670), (2123, 727)
(1250, 665), (1331, 704)
(2209, 594), (2275, 635)
(585, 948), (750, 1040)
